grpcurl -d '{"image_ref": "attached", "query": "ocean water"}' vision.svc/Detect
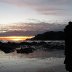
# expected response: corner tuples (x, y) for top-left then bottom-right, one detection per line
(0, 40), (65, 59)
(0, 40), (66, 72)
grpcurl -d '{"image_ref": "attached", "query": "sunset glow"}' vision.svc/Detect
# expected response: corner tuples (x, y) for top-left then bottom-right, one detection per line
(0, 36), (34, 42)
(0, 0), (72, 41)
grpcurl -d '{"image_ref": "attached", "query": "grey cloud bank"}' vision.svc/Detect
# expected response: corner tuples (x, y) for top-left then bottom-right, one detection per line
(0, 0), (72, 16)
(0, 23), (66, 36)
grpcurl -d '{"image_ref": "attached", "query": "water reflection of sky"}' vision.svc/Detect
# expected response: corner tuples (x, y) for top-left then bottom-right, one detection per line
(0, 49), (64, 60)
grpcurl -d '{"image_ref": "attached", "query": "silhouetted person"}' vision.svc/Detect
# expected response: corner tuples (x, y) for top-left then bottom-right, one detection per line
(64, 21), (72, 72)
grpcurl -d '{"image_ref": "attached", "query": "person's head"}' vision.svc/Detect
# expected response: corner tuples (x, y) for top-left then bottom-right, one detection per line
(69, 21), (72, 25)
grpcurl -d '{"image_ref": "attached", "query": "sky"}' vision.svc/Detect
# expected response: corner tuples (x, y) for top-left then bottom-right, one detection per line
(0, 0), (71, 39)
(0, 0), (72, 24)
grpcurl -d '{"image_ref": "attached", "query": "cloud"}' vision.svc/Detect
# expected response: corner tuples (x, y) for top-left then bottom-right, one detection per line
(0, 23), (66, 36)
(0, 0), (72, 15)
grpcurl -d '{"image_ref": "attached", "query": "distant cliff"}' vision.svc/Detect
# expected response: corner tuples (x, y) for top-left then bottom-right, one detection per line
(31, 31), (64, 40)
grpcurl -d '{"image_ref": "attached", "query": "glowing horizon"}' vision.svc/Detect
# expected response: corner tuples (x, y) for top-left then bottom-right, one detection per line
(0, 36), (34, 42)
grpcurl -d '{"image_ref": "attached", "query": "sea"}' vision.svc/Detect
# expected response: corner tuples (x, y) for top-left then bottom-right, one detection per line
(0, 40), (66, 72)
